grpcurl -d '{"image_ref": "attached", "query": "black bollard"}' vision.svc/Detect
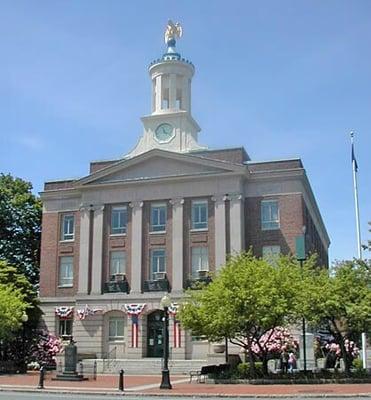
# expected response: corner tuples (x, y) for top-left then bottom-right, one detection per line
(93, 360), (97, 381)
(37, 366), (45, 389)
(119, 369), (124, 391)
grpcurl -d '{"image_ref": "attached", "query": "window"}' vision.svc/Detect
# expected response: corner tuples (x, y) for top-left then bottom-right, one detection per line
(261, 200), (279, 230)
(61, 215), (74, 241)
(191, 247), (209, 277)
(111, 206), (127, 235)
(150, 249), (166, 280)
(192, 200), (208, 230)
(59, 318), (73, 337)
(59, 256), (73, 287)
(109, 318), (124, 341)
(150, 203), (167, 232)
(262, 245), (281, 265)
(110, 251), (126, 277)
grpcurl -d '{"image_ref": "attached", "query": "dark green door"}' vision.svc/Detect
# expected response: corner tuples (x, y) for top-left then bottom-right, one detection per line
(147, 311), (164, 358)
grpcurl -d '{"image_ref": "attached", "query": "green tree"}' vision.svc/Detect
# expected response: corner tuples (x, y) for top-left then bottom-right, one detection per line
(0, 260), (42, 328)
(0, 174), (42, 285)
(362, 221), (370, 252)
(0, 284), (26, 340)
(301, 259), (371, 375)
(179, 252), (305, 375)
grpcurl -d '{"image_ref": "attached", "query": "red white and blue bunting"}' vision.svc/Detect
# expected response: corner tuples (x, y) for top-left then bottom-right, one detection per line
(55, 306), (74, 319)
(76, 305), (103, 320)
(123, 304), (146, 348)
(169, 303), (181, 348)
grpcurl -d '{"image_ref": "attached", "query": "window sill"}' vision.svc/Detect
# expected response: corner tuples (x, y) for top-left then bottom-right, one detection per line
(59, 239), (75, 243)
(108, 339), (125, 343)
(149, 230), (166, 235)
(190, 228), (208, 233)
(109, 233), (127, 237)
(261, 227), (280, 231)
(58, 285), (73, 288)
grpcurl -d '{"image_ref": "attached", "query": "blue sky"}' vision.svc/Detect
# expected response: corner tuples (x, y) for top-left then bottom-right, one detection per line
(1, 0), (370, 263)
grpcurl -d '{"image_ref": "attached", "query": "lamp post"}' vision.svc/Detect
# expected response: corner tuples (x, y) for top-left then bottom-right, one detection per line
(295, 227), (307, 374)
(160, 294), (172, 389)
(21, 311), (29, 373)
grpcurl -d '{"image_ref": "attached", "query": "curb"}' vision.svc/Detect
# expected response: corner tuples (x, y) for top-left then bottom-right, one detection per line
(0, 387), (371, 398)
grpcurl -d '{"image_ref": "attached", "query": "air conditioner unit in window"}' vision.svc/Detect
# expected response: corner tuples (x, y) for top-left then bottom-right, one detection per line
(198, 270), (209, 278)
(114, 273), (126, 282)
(155, 272), (166, 280)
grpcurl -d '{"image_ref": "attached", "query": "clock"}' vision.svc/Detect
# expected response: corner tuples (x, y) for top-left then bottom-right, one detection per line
(155, 123), (174, 142)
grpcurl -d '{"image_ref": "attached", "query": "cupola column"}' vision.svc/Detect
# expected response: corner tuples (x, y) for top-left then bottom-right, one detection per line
(169, 73), (177, 109)
(155, 75), (162, 112)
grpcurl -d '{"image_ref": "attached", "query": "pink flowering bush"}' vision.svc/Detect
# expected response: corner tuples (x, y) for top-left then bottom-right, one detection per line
(315, 336), (360, 369)
(251, 327), (298, 358)
(29, 330), (62, 367)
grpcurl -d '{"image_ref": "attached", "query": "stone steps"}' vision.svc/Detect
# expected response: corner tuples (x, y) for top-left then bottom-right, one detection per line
(82, 358), (206, 375)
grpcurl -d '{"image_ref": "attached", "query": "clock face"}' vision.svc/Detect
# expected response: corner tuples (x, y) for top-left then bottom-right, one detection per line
(155, 123), (174, 142)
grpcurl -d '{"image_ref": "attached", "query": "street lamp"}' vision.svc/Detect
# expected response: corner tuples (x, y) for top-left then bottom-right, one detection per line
(295, 226), (307, 374)
(21, 312), (29, 373)
(159, 294), (172, 389)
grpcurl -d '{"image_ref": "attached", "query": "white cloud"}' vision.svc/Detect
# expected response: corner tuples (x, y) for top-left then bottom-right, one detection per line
(16, 135), (45, 151)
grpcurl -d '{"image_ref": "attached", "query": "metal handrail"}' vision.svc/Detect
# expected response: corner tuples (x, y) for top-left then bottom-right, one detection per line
(103, 346), (117, 371)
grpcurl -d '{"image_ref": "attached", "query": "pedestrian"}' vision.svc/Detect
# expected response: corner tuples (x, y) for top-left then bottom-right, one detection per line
(280, 349), (289, 373)
(288, 351), (296, 373)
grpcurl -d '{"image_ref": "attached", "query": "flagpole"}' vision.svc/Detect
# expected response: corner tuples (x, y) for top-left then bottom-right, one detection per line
(350, 131), (362, 260)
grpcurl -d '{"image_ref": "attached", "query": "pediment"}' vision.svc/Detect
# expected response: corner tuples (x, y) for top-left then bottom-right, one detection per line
(76, 149), (245, 187)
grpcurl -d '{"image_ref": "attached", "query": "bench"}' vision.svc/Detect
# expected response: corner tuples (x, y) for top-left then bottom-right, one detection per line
(189, 364), (230, 383)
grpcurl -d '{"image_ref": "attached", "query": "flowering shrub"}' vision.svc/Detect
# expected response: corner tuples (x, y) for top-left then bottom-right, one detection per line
(315, 336), (360, 368)
(29, 330), (62, 367)
(251, 327), (299, 358)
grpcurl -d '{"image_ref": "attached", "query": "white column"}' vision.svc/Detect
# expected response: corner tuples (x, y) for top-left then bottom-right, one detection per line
(130, 201), (143, 294)
(229, 193), (244, 254)
(91, 205), (104, 295)
(170, 198), (184, 292)
(78, 205), (91, 294)
(169, 73), (177, 109)
(155, 75), (162, 112)
(212, 195), (227, 270)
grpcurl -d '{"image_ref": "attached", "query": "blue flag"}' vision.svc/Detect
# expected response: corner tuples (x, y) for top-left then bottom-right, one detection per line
(351, 142), (358, 172)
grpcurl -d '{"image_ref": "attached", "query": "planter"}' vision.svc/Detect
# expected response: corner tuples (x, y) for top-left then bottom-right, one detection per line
(213, 344), (226, 353)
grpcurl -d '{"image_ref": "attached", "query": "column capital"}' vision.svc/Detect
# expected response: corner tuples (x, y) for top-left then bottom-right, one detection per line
(79, 203), (91, 212)
(211, 194), (228, 204)
(229, 193), (244, 202)
(81, 203), (104, 212)
(169, 198), (184, 206)
(92, 204), (105, 212)
(129, 201), (143, 210)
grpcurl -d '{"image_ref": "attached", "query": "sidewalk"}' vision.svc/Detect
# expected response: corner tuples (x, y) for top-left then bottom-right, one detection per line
(0, 371), (370, 397)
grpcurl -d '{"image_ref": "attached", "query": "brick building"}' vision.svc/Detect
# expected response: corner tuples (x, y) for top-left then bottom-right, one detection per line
(39, 25), (329, 365)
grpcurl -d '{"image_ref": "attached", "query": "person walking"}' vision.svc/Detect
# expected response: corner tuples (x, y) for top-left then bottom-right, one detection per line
(280, 349), (289, 373)
(288, 351), (297, 373)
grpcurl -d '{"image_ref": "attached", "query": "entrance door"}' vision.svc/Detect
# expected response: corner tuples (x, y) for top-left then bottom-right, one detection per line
(147, 310), (164, 358)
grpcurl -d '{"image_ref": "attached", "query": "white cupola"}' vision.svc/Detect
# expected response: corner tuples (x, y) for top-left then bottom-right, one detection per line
(127, 21), (205, 158)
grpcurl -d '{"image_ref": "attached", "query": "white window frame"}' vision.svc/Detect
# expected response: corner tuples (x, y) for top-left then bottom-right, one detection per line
(191, 200), (208, 230)
(109, 251), (126, 277)
(261, 200), (280, 230)
(59, 256), (73, 287)
(111, 206), (127, 235)
(61, 214), (74, 241)
(150, 249), (166, 280)
(262, 245), (281, 265)
(108, 317), (125, 341)
(150, 203), (167, 233)
(191, 247), (209, 277)
(58, 318), (73, 337)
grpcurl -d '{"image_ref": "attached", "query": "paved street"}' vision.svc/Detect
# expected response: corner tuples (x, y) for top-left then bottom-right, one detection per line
(0, 394), (367, 400)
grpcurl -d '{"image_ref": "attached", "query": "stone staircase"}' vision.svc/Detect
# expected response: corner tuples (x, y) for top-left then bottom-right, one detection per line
(82, 358), (206, 375)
